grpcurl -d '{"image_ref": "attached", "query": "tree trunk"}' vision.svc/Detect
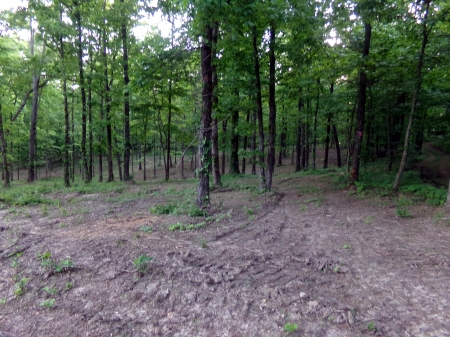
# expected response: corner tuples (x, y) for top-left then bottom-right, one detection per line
(102, 28), (114, 182)
(393, 1), (430, 190)
(211, 22), (221, 187)
(242, 110), (250, 174)
(221, 120), (227, 175)
(266, 24), (276, 191)
(88, 49), (94, 180)
(252, 27), (265, 190)
(277, 111), (286, 166)
(350, 22), (372, 183)
(28, 18), (39, 184)
(98, 96), (104, 182)
(197, 24), (213, 207)
(251, 110), (256, 175)
(312, 79), (320, 170)
(121, 0), (131, 181)
(229, 91), (240, 175)
(323, 83), (333, 169)
(74, 9), (89, 183)
(332, 124), (342, 168)
(295, 89), (304, 171)
(0, 105), (10, 187)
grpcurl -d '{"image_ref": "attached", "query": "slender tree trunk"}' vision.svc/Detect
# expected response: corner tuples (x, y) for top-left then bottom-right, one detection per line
(98, 97), (104, 182)
(74, 10), (89, 183)
(102, 28), (114, 182)
(312, 79), (320, 170)
(266, 25), (276, 191)
(229, 91), (240, 175)
(71, 92), (75, 182)
(242, 110), (250, 174)
(28, 19), (39, 184)
(277, 111), (286, 166)
(332, 124), (342, 168)
(350, 22), (372, 183)
(120, 0), (131, 181)
(0, 105), (10, 187)
(88, 49), (93, 181)
(197, 24), (213, 207)
(211, 22), (221, 187)
(221, 120), (227, 175)
(324, 83), (333, 169)
(393, 1), (430, 190)
(296, 89), (303, 171)
(252, 27), (265, 190)
(251, 110), (256, 175)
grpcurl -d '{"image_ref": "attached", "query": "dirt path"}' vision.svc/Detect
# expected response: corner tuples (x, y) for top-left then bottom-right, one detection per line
(0, 172), (449, 336)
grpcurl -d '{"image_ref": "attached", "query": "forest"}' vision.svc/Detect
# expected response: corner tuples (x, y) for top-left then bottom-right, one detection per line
(0, 0), (449, 206)
(1, 1), (450, 336)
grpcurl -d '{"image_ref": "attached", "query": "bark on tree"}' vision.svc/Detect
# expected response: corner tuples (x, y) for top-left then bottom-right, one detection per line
(121, 0), (131, 181)
(295, 89), (303, 172)
(28, 18), (40, 184)
(102, 27), (114, 182)
(312, 79), (320, 170)
(350, 22), (372, 183)
(211, 22), (221, 186)
(332, 124), (342, 168)
(252, 27), (266, 190)
(221, 120), (227, 175)
(242, 110), (250, 174)
(229, 91), (240, 175)
(197, 24), (213, 207)
(0, 104), (10, 187)
(323, 83), (333, 169)
(393, 0), (430, 190)
(74, 8), (89, 183)
(88, 47), (93, 181)
(266, 25), (276, 191)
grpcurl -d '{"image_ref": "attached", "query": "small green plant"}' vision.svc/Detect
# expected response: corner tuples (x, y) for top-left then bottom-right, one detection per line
(198, 237), (208, 249)
(133, 254), (153, 275)
(188, 206), (208, 217)
(65, 282), (73, 291)
(333, 266), (340, 273)
(363, 215), (375, 225)
(150, 204), (175, 215)
(40, 298), (55, 308)
(284, 322), (298, 333)
(37, 252), (52, 261)
(139, 225), (153, 233)
(40, 204), (49, 216)
(58, 223), (68, 228)
(299, 204), (308, 211)
(0, 298), (7, 305)
(42, 286), (58, 295)
(343, 245), (352, 249)
(14, 277), (30, 296)
(433, 212), (444, 223)
(367, 321), (376, 331)
(396, 207), (411, 218)
(41, 257), (74, 273)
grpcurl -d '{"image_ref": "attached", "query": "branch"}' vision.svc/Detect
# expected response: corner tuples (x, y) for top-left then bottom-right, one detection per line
(11, 79), (49, 122)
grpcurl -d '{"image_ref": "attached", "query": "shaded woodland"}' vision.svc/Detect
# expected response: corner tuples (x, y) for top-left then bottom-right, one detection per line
(0, 0), (450, 207)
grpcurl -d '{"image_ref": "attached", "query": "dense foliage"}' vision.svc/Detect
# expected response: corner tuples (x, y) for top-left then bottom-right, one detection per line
(0, 0), (449, 205)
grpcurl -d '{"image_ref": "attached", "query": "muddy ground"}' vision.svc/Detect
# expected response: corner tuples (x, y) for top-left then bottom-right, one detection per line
(0, 155), (449, 337)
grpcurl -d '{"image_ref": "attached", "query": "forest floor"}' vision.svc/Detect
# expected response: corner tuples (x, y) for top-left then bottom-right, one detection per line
(0, 150), (450, 337)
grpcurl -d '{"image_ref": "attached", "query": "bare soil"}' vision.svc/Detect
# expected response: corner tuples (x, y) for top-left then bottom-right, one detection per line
(1, 156), (450, 337)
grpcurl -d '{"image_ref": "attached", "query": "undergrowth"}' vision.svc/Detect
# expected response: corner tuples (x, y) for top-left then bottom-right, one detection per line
(333, 162), (447, 205)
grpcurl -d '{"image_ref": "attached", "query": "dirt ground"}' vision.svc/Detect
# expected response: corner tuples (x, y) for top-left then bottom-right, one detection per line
(0, 153), (450, 337)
